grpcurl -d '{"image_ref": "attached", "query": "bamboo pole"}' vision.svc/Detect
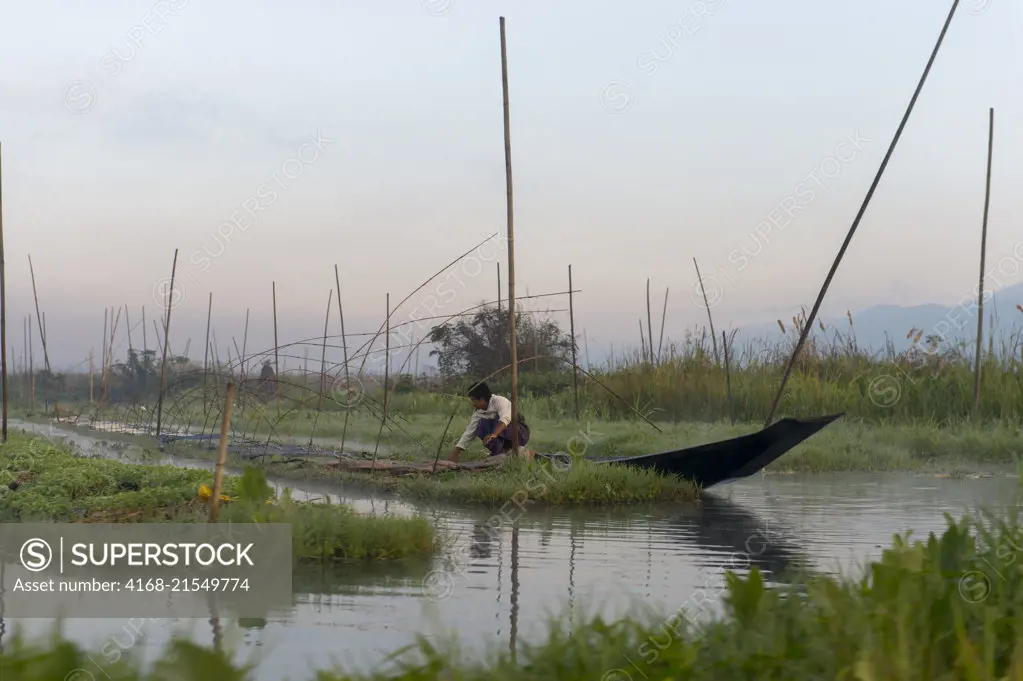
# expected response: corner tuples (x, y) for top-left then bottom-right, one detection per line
(101, 308), (108, 400)
(657, 287), (669, 363)
(568, 264), (579, 420)
(318, 289), (332, 410)
(105, 307), (121, 401)
(272, 282), (280, 418)
(693, 258), (719, 365)
(499, 16), (520, 457)
(28, 256), (51, 376)
(972, 107), (994, 416)
(638, 319), (646, 361)
(27, 313), (33, 410)
(207, 381), (236, 524)
(765, 0), (961, 427)
(240, 308), (249, 409)
(646, 278), (654, 366)
(0, 142), (6, 441)
(124, 305), (133, 360)
(203, 292), (212, 413)
(722, 330), (735, 424)
(334, 265), (352, 454)
(372, 293), (390, 468)
(22, 316), (27, 401)
(155, 248), (179, 437)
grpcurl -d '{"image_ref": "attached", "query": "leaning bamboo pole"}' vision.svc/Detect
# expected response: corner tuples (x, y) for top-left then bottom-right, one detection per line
(972, 107), (994, 416)
(765, 0), (961, 426)
(499, 16), (520, 457)
(317, 289), (332, 410)
(693, 258), (719, 365)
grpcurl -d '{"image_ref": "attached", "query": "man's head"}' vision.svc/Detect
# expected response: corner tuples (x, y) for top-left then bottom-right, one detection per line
(467, 381), (492, 409)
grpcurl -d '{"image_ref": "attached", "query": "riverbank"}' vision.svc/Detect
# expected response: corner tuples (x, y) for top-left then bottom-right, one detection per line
(0, 431), (438, 563)
(8, 501), (1023, 680)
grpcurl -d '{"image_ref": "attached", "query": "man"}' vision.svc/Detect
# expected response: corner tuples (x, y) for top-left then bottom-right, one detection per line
(449, 381), (531, 462)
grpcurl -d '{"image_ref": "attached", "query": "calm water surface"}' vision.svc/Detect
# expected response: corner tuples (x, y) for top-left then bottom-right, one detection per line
(2, 422), (1018, 678)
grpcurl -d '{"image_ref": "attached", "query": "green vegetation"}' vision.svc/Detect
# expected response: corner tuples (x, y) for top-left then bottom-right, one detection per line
(335, 455), (699, 506)
(15, 309), (1023, 476)
(0, 431), (438, 564)
(8, 494), (1023, 679)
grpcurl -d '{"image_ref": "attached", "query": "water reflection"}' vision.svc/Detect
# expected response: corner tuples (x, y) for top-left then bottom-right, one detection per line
(677, 493), (809, 580)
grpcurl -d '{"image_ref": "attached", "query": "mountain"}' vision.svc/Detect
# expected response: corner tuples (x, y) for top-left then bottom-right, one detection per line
(734, 282), (1023, 356)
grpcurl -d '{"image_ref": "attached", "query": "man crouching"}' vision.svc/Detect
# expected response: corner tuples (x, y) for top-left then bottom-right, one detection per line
(449, 381), (532, 462)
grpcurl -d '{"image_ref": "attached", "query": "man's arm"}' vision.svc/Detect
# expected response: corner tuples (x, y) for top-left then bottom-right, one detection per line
(450, 411), (481, 461)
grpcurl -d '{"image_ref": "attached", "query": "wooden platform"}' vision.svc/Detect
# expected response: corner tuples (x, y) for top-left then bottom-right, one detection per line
(329, 454), (508, 476)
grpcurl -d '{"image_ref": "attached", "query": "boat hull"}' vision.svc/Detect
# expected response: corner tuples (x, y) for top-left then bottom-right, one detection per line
(594, 414), (843, 488)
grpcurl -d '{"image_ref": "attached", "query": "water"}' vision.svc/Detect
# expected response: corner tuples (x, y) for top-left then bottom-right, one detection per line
(2, 421), (1019, 678)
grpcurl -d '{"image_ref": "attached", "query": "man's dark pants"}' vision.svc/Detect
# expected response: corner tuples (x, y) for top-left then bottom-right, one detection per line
(477, 417), (530, 456)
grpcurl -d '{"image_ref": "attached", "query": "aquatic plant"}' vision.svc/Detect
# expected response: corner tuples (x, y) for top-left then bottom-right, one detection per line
(0, 432), (438, 563)
(9, 504), (1023, 679)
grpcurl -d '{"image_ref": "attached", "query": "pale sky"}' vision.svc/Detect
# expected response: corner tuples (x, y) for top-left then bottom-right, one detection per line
(0, 0), (1019, 371)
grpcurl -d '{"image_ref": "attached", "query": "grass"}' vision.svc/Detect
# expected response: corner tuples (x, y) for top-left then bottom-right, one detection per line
(10, 484), (1023, 679)
(0, 431), (438, 564)
(14, 312), (1023, 480)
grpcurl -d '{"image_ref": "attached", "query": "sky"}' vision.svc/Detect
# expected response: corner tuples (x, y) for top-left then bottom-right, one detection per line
(0, 0), (1020, 372)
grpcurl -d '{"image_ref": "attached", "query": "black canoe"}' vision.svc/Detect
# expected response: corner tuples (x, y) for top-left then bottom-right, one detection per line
(593, 414), (843, 489)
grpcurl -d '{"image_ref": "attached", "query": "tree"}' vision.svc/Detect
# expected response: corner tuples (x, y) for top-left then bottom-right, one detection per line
(428, 304), (575, 379)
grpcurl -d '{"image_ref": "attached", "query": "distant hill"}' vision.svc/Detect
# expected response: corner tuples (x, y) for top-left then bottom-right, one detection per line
(734, 282), (1023, 356)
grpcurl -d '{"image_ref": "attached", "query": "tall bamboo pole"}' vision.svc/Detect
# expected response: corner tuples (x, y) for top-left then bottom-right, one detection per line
(0, 142), (6, 441)
(101, 309), (108, 400)
(22, 316), (27, 401)
(723, 330), (735, 424)
(155, 248), (179, 437)
(334, 265), (352, 454)
(568, 265), (579, 420)
(972, 107), (994, 415)
(646, 278), (654, 366)
(207, 382), (236, 524)
(657, 287), (669, 363)
(239, 308), (249, 409)
(500, 16), (520, 456)
(105, 307), (121, 401)
(372, 293), (391, 467)
(27, 313), (33, 410)
(272, 282), (280, 418)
